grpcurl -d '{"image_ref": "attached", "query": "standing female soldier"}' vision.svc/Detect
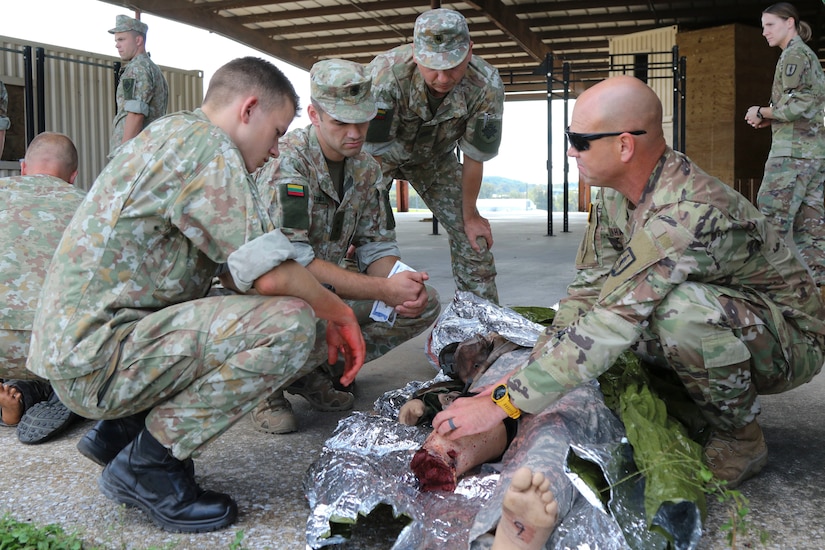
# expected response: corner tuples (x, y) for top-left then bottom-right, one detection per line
(745, 2), (825, 292)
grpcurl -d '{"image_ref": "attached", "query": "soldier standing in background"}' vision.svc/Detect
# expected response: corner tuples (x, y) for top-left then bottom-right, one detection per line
(108, 14), (168, 157)
(744, 2), (825, 292)
(365, 8), (504, 303)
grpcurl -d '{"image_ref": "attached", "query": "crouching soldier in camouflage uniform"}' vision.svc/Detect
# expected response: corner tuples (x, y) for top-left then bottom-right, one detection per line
(1, 132), (84, 443)
(252, 59), (441, 434)
(431, 76), (825, 493)
(364, 9), (504, 303)
(27, 57), (365, 533)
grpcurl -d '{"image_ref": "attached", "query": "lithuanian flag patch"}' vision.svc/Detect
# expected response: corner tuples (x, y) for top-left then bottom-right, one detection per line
(286, 183), (305, 197)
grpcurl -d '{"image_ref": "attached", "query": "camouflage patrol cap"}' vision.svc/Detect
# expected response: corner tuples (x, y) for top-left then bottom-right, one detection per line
(310, 59), (377, 124)
(413, 9), (471, 70)
(109, 15), (148, 35)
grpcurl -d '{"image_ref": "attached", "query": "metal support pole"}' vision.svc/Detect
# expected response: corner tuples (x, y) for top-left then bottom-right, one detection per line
(562, 62), (570, 233)
(23, 46), (35, 145)
(546, 52), (554, 237)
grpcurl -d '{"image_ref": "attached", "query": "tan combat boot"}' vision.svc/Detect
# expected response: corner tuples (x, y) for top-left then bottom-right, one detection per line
(286, 368), (354, 412)
(703, 420), (768, 488)
(249, 389), (297, 434)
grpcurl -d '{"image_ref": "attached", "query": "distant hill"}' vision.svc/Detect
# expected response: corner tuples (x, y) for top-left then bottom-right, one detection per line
(481, 176), (535, 197)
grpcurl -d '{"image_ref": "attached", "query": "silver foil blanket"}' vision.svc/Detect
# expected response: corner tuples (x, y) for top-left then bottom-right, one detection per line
(303, 292), (696, 549)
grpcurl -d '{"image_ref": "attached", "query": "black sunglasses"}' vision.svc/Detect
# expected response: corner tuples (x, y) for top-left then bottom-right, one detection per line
(565, 127), (647, 151)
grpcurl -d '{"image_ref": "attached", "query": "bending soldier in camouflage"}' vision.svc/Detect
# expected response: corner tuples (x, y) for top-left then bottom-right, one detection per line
(254, 59), (441, 434)
(108, 15), (168, 157)
(365, 9), (504, 303)
(744, 3), (825, 288)
(27, 57), (366, 534)
(431, 76), (825, 494)
(0, 132), (84, 443)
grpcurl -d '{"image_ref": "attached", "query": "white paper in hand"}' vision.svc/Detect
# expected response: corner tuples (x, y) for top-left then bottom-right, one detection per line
(369, 260), (416, 326)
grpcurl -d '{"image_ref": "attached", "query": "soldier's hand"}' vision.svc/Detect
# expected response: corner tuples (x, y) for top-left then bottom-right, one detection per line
(389, 271), (430, 317)
(326, 316), (366, 387)
(463, 213), (494, 252)
(432, 387), (508, 440)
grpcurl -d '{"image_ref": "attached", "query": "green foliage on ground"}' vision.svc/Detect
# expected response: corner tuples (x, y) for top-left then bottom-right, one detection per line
(0, 514), (88, 550)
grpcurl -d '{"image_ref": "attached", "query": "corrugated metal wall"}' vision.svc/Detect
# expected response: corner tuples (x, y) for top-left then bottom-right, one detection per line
(608, 26), (678, 146)
(0, 35), (202, 188)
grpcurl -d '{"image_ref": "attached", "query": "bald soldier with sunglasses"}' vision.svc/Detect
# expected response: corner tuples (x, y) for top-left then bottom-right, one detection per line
(432, 76), (825, 498)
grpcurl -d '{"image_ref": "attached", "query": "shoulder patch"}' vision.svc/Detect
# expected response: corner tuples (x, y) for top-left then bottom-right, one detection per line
(366, 107), (394, 143)
(121, 78), (136, 100)
(600, 229), (663, 298)
(785, 63), (798, 77)
(278, 184), (310, 230)
(471, 113), (502, 154)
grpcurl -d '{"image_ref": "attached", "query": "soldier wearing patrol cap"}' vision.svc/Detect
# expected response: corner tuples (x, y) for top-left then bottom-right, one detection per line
(108, 14), (168, 157)
(253, 59), (441, 434)
(365, 8), (505, 304)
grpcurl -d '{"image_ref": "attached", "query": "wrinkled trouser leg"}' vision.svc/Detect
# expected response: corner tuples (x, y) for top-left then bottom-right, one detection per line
(301, 285), (442, 372)
(758, 157), (825, 286)
(393, 158), (499, 303)
(0, 328), (49, 381)
(52, 294), (316, 459)
(633, 282), (824, 432)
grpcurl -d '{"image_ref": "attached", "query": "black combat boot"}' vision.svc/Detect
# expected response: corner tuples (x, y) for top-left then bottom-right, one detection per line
(99, 428), (237, 533)
(77, 412), (149, 466)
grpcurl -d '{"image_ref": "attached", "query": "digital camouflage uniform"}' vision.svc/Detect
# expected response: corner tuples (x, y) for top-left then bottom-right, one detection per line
(757, 35), (825, 286)
(507, 148), (825, 432)
(0, 80), (9, 132)
(0, 174), (85, 378)
(109, 52), (169, 155)
(27, 109), (317, 459)
(365, 23), (504, 303)
(259, 124), (440, 371)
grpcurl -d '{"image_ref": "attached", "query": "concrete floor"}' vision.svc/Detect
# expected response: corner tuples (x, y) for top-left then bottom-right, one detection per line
(1, 210), (823, 549)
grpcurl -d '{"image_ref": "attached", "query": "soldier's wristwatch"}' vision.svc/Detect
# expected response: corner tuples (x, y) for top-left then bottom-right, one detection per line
(492, 384), (521, 419)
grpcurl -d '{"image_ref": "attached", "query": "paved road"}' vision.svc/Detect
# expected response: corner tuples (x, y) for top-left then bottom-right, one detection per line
(1, 211), (822, 549)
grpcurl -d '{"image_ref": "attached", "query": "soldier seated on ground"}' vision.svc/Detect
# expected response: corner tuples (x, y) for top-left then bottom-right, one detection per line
(0, 132), (85, 443)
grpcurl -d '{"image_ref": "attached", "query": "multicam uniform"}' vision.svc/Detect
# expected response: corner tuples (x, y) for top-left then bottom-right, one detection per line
(259, 125), (440, 371)
(0, 80), (9, 133)
(365, 44), (504, 303)
(109, 52), (168, 155)
(0, 174), (85, 378)
(507, 148), (825, 431)
(758, 35), (825, 286)
(27, 109), (317, 459)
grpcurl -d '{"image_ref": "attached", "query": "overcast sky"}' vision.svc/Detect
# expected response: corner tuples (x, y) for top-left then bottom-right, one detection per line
(3, 0), (576, 187)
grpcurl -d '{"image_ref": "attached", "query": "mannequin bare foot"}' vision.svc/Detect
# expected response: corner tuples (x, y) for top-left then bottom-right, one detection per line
(492, 467), (558, 550)
(0, 384), (25, 425)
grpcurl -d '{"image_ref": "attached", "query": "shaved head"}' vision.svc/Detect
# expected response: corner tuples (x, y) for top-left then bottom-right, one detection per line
(21, 132), (78, 184)
(573, 76), (664, 141)
(568, 76), (668, 203)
